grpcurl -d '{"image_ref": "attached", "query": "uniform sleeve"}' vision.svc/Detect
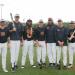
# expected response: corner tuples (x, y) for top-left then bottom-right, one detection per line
(44, 26), (47, 40)
(20, 23), (25, 37)
(33, 28), (38, 41)
(20, 23), (24, 31)
(54, 27), (59, 42)
(53, 26), (57, 42)
(44, 27), (47, 41)
(68, 29), (71, 37)
(7, 29), (10, 37)
(5, 27), (10, 37)
(22, 26), (27, 40)
(8, 22), (13, 30)
(64, 28), (69, 39)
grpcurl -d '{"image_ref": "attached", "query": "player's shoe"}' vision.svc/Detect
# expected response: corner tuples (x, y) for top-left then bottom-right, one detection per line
(42, 63), (46, 66)
(38, 63), (42, 69)
(67, 64), (73, 69)
(48, 63), (53, 67)
(56, 64), (60, 70)
(63, 66), (67, 69)
(53, 63), (57, 66)
(21, 66), (25, 69)
(11, 67), (16, 72)
(31, 65), (36, 68)
(14, 65), (18, 69)
(42, 63), (46, 68)
(3, 68), (8, 72)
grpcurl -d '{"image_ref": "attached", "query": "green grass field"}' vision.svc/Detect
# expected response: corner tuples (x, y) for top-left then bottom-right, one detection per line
(0, 47), (75, 75)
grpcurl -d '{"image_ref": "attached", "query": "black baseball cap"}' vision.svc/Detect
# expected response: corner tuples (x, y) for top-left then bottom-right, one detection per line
(58, 19), (62, 22)
(48, 18), (52, 21)
(27, 19), (32, 22)
(69, 21), (75, 24)
(0, 19), (5, 23)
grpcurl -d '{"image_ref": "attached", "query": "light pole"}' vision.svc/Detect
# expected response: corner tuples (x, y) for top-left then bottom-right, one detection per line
(0, 4), (4, 20)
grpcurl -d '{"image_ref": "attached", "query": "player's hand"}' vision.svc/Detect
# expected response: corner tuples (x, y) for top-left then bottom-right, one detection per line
(61, 42), (64, 47)
(34, 41), (39, 47)
(69, 35), (75, 40)
(33, 41), (36, 46)
(36, 41), (42, 47)
(7, 42), (10, 49)
(71, 35), (75, 39)
(58, 41), (63, 46)
(34, 43), (38, 47)
(58, 41), (61, 45)
(12, 28), (16, 32)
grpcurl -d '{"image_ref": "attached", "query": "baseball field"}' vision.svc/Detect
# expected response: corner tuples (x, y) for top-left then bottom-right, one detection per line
(0, 47), (75, 75)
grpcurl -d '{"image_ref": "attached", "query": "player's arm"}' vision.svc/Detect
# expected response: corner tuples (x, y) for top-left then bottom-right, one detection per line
(8, 22), (17, 32)
(33, 28), (40, 47)
(68, 29), (75, 41)
(54, 27), (63, 46)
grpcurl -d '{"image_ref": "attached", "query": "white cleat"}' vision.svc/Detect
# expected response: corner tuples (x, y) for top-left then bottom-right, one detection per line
(3, 69), (8, 72)
(32, 65), (36, 68)
(67, 64), (73, 69)
(21, 66), (24, 69)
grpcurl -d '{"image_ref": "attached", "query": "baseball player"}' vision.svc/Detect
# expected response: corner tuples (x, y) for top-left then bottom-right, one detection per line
(0, 20), (9, 72)
(55, 19), (68, 69)
(8, 14), (23, 72)
(35, 20), (46, 67)
(67, 21), (75, 68)
(21, 19), (36, 68)
(45, 18), (56, 67)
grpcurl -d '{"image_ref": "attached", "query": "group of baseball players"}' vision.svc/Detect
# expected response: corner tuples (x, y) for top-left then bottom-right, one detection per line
(0, 14), (75, 72)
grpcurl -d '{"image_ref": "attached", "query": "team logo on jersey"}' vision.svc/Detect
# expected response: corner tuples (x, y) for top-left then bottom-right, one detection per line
(40, 32), (44, 36)
(27, 28), (33, 38)
(0, 32), (5, 36)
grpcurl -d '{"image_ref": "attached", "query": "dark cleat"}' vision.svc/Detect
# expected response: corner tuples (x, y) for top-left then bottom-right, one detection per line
(11, 67), (16, 72)
(14, 65), (18, 69)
